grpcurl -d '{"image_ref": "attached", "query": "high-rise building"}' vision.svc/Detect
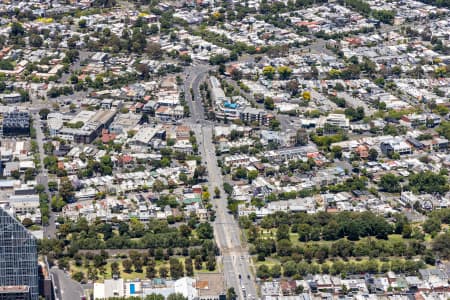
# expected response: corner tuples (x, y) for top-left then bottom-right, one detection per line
(0, 207), (39, 300)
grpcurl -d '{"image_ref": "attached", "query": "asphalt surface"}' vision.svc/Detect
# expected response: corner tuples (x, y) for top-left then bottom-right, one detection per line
(337, 91), (376, 115)
(185, 62), (258, 299)
(32, 112), (57, 238)
(27, 78), (92, 239)
(184, 62), (212, 119)
(310, 88), (338, 112)
(60, 50), (92, 84)
(50, 267), (84, 300)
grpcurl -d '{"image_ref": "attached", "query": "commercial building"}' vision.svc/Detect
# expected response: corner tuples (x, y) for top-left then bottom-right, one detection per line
(94, 278), (124, 299)
(318, 114), (350, 131)
(155, 105), (184, 122)
(0, 285), (31, 300)
(8, 195), (40, 222)
(0, 93), (22, 104)
(94, 275), (225, 300)
(58, 110), (117, 143)
(129, 126), (166, 146)
(215, 102), (241, 121)
(239, 107), (273, 126)
(264, 146), (318, 162)
(1, 111), (30, 137)
(0, 207), (39, 300)
(400, 113), (441, 128)
(37, 260), (53, 300)
(109, 113), (142, 135)
(380, 138), (412, 156)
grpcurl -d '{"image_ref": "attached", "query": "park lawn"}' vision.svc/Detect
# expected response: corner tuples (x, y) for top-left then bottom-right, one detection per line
(291, 237), (334, 247)
(290, 234), (410, 247)
(258, 230), (334, 247)
(259, 228), (276, 239)
(253, 257), (280, 269)
(387, 234), (404, 243)
(250, 227), (417, 253)
(250, 233), (420, 270)
(176, 257), (218, 274)
(289, 232), (298, 241)
(28, 225), (42, 231)
(191, 229), (201, 239)
(70, 260), (147, 282)
(259, 228), (387, 243)
(70, 256), (217, 283)
(294, 233), (409, 246)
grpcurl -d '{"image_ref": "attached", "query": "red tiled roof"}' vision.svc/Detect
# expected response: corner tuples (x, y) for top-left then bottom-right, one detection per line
(120, 155), (133, 164)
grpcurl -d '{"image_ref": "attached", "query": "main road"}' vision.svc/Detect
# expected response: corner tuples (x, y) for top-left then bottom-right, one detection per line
(50, 267), (84, 300)
(32, 110), (57, 239)
(185, 62), (258, 299)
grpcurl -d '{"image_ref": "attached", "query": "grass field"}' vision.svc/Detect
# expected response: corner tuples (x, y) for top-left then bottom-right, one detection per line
(69, 256), (216, 282)
(249, 230), (427, 273)
(256, 228), (411, 246)
(253, 257), (280, 268)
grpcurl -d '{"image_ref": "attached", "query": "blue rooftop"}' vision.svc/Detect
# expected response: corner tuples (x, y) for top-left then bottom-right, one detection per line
(224, 102), (238, 109)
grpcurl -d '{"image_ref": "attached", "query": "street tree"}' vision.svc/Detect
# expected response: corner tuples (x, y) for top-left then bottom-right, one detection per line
(276, 224), (290, 241)
(247, 170), (259, 183)
(194, 255), (203, 270)
(264, 97), (275, 110)
(287, 80), (299, 95)
(29, 35), (43, 47)
(230, 68), (243, 81)
(110, 261), (119, 276)
(147, 42), (163, 59)
(302, 91), (311, 101)
(227, 288), (237, 300)
(432, 232), (450, 259)
(146, 263), (156, 279)
(295, 129), (308, 146)
(78, 19), (87, 28)
(262, 66), (276, 79)
(169, 258), (184, 279)
(22, 218), (33, 227)
(159, 266), (168, 278)
(214, 186), (220, 198)
(167, 294), (188, 300)
(206, 255), (216, 271)
(59, 177), (74, 202)
(368, 148), (378, 161)
(197, 223), (213, 239)
(379, 173), (401, 193)
(277, 66), (292, 80)
(39, 108), (50, 120)
(122, 259), (133, 273)
(185, 258), (194, 276)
